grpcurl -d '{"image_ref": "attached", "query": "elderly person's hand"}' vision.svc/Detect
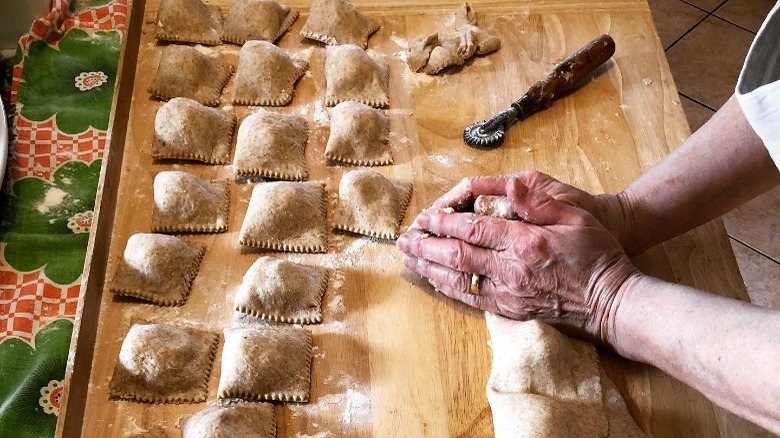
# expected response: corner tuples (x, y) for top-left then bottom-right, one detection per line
(396, 175), (639, 343)
(424, 171), (635, 253)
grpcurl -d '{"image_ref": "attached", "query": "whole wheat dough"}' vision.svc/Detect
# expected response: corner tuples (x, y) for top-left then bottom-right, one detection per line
(407, 3), (501, 75)
(486, 313), (646, 437)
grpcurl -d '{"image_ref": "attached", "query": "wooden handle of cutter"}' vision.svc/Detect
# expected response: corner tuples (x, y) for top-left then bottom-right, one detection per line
(512, 34), (616, 118)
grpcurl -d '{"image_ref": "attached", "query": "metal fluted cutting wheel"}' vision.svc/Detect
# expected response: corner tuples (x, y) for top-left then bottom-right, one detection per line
(463, 121), (505, 148)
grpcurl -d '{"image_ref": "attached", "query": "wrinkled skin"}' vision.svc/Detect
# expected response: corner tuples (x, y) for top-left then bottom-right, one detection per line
(397, 175), (638, 343)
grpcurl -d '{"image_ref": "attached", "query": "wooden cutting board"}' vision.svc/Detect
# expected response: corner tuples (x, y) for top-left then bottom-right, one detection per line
(57, 0), (775, 436)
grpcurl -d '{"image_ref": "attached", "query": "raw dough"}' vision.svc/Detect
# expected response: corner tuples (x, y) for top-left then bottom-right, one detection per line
(147, 45), (233, 106)
(155, 0), (223, 45)
(234, 256), (328, 324)
(152, 97), (236, 164)
(486, 313), (646, 437)
(325, 100), (392, 166)
(300, 0), (378, 48)
(109, 322), (219, 403)
(233, 109), (308, 180)
(233, 40), (308, 106)
(334, 169), (412, 239)
(407, 3), (501, 75)
(182, 404), (276, 438)
(474, 195), (519, 220)
(218, 326), (313, 402)
(325, 44), (389, 108)
(152, 171), (230, 233)
(239, 181), (328, 253)
(110, 233), (205, 305)
(222, 0), (297, 44)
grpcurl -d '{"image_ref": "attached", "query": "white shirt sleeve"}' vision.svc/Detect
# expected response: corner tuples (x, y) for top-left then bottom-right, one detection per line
(736, 1), (780, 169)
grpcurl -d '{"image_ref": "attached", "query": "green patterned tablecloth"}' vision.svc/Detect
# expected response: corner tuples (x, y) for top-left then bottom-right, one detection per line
(0, 1), (127, 436)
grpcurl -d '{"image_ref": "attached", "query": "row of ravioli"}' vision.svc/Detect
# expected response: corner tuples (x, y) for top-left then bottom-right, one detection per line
(111, 0), (399, 435)
(156, 0), (378, 48)
(148, 41), (388, 109)
(110, 170), (410, 305)
(118, 322), (304, 438)
(156, 97), (393, 176)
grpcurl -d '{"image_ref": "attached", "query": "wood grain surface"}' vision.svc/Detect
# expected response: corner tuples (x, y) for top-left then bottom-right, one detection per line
(59, 0), (775, 436)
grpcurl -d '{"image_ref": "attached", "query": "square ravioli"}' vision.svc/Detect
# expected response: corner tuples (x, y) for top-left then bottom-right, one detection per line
(300, 0), (378, 48)
(110, 233), (206, 305)
(148, 45), (233, 106)
(152, 171), (230, 233)
(152, 97), (236, 164)
(334, 169), (412, 239)
(233, 40), (308, 106)
(234, 257), (328, 324)
(239, 181), (328, 253)
(325, 100), (392, 166)
(109, 322), (219, 403)
(233, 110), (308, 180)
(222, 0), (298, 44)
(155, 0), (223, 45)
(325, 44), (389, 108)
(218, 326), (313, 402)
(182, 404), (276, 438)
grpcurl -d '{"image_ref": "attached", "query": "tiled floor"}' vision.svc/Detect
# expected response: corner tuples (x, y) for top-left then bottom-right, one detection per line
(648, 0), (779, 309)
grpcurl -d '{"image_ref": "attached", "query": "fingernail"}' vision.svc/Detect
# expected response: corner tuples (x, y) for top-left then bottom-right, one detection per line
(415, 212), (430, 227)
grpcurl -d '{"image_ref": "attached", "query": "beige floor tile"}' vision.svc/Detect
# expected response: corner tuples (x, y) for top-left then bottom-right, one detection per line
(715, 0), (776, 32)
(723, 185), (780, 260)
(648, 0), (707, 48)
(730, 240), (780, 309)
(665, 16), (753, 109)
(679, 94), (714, 131)
(684, 0), (725, 12)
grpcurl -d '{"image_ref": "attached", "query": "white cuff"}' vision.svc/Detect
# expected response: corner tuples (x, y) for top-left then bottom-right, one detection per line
(737, 80), (780, 170)
(735, 1), (780, 169)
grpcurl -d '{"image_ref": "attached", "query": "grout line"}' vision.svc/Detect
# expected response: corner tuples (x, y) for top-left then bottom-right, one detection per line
(664, 14), (708, 51)
(679, 0), (731, 13)
(679, 92), (718, 111)
(728, 235), (780, 265)
(710, 14), (758, 35)
(663, 0), (735, 52)
(679, 0), (711, 14)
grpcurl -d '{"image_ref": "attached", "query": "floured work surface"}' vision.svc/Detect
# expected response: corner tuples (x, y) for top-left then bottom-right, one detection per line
(76, 0), (775, 437)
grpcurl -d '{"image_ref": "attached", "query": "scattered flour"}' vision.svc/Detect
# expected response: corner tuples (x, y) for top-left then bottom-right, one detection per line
(390, 33), (409, 50)
(428, 154), (454, 167)
(297, 46), (316, 62)
(313, 100), (330, 125)
(295, 433), (334, 438)
(326, 294), (346, 315)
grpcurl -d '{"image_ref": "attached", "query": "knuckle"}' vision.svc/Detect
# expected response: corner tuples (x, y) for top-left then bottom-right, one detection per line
(447, 243), (468, 269)
(451, 272), (469, 293)
(464, 220), (486, 243)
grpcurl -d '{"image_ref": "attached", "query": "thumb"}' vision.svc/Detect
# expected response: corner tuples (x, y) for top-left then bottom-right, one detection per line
(506, 178), (587, 226)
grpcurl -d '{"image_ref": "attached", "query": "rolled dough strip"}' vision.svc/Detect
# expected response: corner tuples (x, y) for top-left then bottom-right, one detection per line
(485, 313), (646, 437)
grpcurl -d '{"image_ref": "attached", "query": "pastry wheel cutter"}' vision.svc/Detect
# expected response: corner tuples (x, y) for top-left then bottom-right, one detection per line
(463, 34), (616, 148)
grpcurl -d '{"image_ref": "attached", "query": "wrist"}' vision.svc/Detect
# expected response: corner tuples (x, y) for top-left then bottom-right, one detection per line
(594, 191), (642, 255)
(588, 256), (642, 347)
(598, 269), (648, 359)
